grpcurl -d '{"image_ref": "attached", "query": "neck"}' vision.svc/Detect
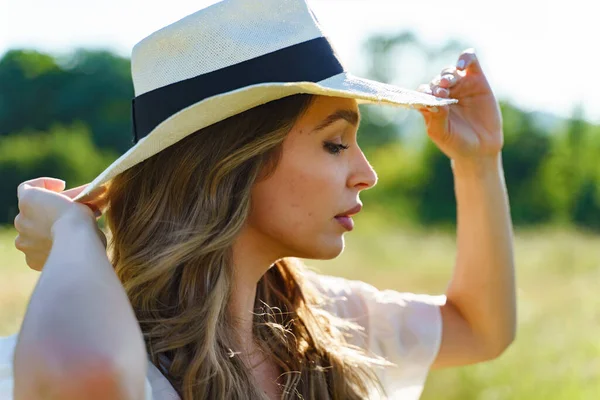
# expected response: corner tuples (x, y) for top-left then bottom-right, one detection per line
(229, 226), (284, 357)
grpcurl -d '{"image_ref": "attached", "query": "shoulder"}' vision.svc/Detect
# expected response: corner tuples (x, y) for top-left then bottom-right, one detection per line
(303, 270), (447, 397)
(0, 334), (18, 365)
(304, 269), (446, 320)
(304, 270), (446, 347)
(303, 269), (368, 319)
(145, 355), (180, 400)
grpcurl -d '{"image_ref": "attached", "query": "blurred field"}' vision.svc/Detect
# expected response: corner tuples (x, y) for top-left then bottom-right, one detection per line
(2, 218), (600, 399)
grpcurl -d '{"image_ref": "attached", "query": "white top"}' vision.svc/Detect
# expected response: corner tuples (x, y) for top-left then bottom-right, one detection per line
(0, 272), (445, 400)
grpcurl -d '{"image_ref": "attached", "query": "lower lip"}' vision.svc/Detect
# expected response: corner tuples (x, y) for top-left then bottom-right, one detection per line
(335, 216), (354, 231)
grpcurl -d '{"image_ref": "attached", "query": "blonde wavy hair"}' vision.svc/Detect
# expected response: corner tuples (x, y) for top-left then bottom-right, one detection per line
(103, 94), (391, 399)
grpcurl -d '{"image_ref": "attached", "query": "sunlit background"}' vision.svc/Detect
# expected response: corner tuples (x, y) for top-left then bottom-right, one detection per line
(1, 1), (599, 399)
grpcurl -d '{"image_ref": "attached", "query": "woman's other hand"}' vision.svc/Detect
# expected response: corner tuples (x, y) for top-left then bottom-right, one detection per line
(417, 48), (503, 165)
(14, 177), (108, 271)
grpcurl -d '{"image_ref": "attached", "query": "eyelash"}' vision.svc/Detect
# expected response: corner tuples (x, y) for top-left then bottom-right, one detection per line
(323, 141), (350, 155)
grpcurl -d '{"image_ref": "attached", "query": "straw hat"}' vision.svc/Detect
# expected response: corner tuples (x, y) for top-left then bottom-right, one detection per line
(73, 0), (456, 202)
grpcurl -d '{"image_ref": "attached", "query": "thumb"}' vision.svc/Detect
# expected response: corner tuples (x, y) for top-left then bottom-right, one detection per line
(62, 184), (90, 199)
(418, 105), (450, 142)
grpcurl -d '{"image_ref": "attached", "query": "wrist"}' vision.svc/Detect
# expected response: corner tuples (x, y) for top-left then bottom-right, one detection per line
(451, 153), (503, 180)
(51, 207), (97, 241)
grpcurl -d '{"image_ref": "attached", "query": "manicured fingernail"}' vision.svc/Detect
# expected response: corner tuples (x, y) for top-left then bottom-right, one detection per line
(430, 106), (439, 113)
(457, 59), (465, 69)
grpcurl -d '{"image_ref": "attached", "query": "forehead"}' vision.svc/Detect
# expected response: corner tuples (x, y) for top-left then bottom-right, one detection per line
(297, 96), (359, 129)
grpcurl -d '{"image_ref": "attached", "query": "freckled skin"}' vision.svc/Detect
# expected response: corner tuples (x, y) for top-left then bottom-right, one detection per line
(245, 96), (378, 261)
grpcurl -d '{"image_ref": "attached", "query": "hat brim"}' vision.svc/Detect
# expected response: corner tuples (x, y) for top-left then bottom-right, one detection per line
(74, 71), (457, 202)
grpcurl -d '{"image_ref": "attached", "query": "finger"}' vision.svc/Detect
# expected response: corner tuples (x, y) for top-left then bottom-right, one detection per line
(14, 234), (25, 252)
(429, 75), (446, 91)
(62, 184), (90, 199)
(15, 234), (39, 252)
(431, 86), (450, 98)
(17, 183), (30, 200)
(79, 188), (109, 218)
(439, 68), (462, 89)
(438, 75), (452, 89)
(440, 65), (457, 76)
(14, 214), (49, 240)
(14, 233), (50, 253)
(456, 48), (482, 74)
(416, 105), (440, 115)
(74, 184), (108, 204)
(25, 254), (46, 272)
(430, 74), (442, 87)
(18, 178), (65, 196)
(44, 178), (66, 192)
(14, 213), (24, 233)
(419, 82), (449, 101)
(419, 104), (450, 139)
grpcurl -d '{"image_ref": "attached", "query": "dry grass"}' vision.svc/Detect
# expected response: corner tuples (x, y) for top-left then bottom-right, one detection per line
(2, 219), (599, 399)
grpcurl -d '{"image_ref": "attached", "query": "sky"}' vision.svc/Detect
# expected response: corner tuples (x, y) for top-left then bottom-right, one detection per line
(1, 0), (598, 123)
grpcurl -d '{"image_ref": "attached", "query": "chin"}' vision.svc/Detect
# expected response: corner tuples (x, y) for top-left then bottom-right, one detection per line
(297, 235), (345, 260)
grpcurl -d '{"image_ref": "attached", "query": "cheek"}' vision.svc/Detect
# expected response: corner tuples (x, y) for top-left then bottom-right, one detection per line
(250, 161), (340, 234)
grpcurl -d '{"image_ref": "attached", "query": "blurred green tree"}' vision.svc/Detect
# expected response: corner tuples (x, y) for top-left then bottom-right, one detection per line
(356, 31), (584, 227)
(539, 105), (600, 230)
(0, 49), (134, 153)
(1, 40), (599, 229)
(500, 102), (553, 225)
(0, 123), (116, 224)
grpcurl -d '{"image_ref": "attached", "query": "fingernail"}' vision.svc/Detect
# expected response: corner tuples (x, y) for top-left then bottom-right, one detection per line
(429, 106), (439, 113)
(94, 209), (102, 219)
(457, 59), (465, 69)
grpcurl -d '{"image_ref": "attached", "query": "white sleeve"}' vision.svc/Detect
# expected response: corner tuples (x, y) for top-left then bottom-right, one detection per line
(146, 356), (181, 400)
(144, 375), (154, 400)
(0, 334), (17, 399)
(0, 333), (155, 400)
(307, 272), (446, 399)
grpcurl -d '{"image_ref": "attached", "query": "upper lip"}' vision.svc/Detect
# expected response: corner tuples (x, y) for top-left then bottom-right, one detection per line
(335, 204), (362, 218)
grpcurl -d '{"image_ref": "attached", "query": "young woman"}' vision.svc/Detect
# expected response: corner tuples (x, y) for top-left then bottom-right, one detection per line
(1, 0), (515, 399)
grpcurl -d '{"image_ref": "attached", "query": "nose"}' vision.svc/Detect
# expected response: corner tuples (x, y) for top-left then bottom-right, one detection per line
(348, 149), (378, 191)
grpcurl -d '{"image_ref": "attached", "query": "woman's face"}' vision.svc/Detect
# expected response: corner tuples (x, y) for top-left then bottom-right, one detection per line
(247, 96), (378, 261)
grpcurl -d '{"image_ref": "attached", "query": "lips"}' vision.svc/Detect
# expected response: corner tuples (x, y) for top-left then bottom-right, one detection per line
(335, 204), (362, 218)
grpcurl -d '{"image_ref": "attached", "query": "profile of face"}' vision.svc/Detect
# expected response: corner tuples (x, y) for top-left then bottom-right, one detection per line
(246, 96), (378, 261)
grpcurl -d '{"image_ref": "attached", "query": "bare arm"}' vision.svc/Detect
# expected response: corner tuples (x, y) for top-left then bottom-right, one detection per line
(416, 50), (516, 369)
(432, 155), (516, 369)
(13, 210), (147, 399)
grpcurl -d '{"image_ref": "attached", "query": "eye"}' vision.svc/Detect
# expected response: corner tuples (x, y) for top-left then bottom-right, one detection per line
(323, 141), (350, 155)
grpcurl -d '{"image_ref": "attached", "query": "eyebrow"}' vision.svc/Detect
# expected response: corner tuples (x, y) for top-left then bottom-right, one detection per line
(312, 109), (360, 133)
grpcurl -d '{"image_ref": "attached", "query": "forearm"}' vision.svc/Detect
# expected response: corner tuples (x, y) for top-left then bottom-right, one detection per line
(14, 212), (146, 399)
(446, 154), (516, 355)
